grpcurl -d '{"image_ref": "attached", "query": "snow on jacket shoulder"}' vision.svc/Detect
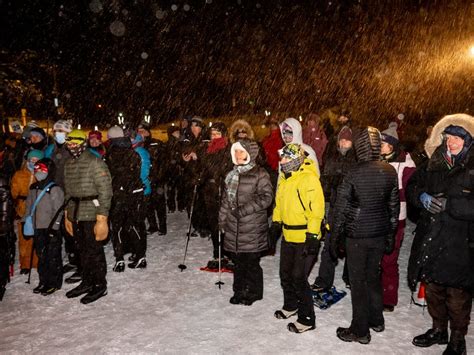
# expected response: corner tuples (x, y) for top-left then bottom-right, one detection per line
(273, 158), (325, 243)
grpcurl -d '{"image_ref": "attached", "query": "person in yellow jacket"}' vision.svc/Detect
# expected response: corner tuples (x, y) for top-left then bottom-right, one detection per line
(270, 143), (325, 333)
(10, 150), (44, 273)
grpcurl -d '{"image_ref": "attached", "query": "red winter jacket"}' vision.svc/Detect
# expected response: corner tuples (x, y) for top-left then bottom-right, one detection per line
(262, 128), (284, 171)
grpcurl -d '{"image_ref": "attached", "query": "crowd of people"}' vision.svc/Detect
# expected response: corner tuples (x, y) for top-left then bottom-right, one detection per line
(0, 112), (472, 353)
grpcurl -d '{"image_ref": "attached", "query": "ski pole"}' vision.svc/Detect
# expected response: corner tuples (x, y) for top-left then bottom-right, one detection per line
(215, 229), (224, 289)
(178, 184), (198, 271)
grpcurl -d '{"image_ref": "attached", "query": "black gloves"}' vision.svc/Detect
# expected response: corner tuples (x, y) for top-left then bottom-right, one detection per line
(329, 231), (345, 261)
(268, 222), (282, 251)
(302, 232), (321, 257)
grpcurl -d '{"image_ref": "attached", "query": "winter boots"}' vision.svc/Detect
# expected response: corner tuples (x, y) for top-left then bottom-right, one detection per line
(80, 284), (107, 304)
(287, 321), (316, 334)
(274, 308), (298, 319)
(413, 328), (449, 347)
(66, 282), (92, 298)
(128, 257), (147, 269)
(113, 260), (125, 272)
(443, 331), (467, 355)
(336, 327), (371, 344)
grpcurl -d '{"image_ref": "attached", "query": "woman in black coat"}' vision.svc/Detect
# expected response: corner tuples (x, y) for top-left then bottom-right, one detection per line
(219, 139), (273, 306)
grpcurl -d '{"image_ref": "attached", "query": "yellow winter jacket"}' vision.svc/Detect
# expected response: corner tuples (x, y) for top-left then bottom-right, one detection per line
(273, 158), (325, 243)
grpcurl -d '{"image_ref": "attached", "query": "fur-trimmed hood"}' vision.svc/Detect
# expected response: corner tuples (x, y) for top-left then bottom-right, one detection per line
(229, 119), (255, 143)
(425, 113), (474, 158)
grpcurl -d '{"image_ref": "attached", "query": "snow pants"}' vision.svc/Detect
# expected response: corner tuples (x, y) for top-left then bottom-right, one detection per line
(110, 193), (147, 260)
(34, 229), (63, 289)
(381, 219), (405, 306)
(426, 282), (472, 335)
(202, 182), (221, 259)
(314, 239), (349, 289)
(230, 252), (263, 300)
(147, 185), (167, 233)
(74, 221), (107, 288)
(346, 237), (385, 337)
(280, 240), (315, 327)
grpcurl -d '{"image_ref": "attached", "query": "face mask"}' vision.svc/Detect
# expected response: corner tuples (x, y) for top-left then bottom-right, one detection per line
(34, 171), (48, 181)
(27, 161), (35, 172)
(54, 132), (67, 144)
(338, 147), (351, 156)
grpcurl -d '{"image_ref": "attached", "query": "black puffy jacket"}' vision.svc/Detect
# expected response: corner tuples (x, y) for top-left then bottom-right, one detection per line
(332, 127), (400, 240)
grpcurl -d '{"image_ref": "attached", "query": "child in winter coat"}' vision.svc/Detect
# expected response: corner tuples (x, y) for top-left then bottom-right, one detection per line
(11, 149), (43, 274)
(219, 139), (273, 306)
(23, 158), (64, 295)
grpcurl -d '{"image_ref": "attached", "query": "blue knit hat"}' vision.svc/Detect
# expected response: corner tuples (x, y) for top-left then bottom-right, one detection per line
(27, 149), (45, 161)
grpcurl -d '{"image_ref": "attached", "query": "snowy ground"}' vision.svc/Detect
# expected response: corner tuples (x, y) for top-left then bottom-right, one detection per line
(1, 211), (472, 354)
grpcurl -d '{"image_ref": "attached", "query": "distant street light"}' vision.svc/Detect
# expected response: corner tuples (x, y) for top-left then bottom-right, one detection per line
(470, 46), (474, 58)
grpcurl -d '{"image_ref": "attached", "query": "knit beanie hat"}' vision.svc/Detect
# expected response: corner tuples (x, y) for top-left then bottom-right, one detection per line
(381, 122), (399, 147)
(107, 126), (124, 139)
(88, 130), (103, 141)
(27, 149), (45, 161)
(191, 116), (204, 128)
(444, 125), (473, 148)
(338, 126), (353, 142)
(29, 127), (46, 140)
(137, 121), (151, 133)
(67, 129), (87, 144)
(231, 141), (251, 165)
(210, 122), (227, 136)
(53, 120), (73, 133)
(279, 143), (306, 173)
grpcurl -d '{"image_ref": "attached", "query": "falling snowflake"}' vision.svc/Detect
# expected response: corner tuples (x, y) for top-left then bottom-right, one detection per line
(171, 4), (178, 11)
(183, 4), (190, 11)
(125, 71), (131, 76)
(155, 10), (165, 19)
(136, 81), (142, 87)
(109, 20), (126, 37)
(89, 0), (103, 13)
(141, 52), (149, 60)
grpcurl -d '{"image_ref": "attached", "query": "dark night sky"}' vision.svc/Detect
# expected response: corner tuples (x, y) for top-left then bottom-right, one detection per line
(2, 0), (474, 127)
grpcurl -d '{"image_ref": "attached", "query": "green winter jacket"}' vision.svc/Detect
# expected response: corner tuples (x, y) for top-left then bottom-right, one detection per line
(64, 150), (112, 222)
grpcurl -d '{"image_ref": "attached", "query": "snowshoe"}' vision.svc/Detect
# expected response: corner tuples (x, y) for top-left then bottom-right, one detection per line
(128, 257), (147, 269)
(287, 321), (315, 333)
(312, 286), (347, 310)
(113, 260), (125, 272)
(66, 283), (92, 298)
(80, 285), (107, 304)
(310, 282), (328, 293)
(65, 271), (82, 284)
(199, 266), (233, 273)
(274, 308), (298, 319)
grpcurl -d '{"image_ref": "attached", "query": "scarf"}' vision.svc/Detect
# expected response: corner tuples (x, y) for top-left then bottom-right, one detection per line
(67, 142), (87, 159)
(224, 162), (255, 205)
(207, 137), (228, 154)
(281, 155), (304, 174)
